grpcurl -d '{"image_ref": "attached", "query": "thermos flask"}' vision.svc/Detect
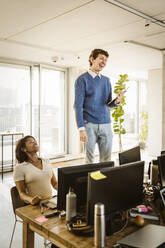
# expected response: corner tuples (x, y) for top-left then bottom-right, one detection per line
(66, 187), (77, 222)
(94, 203), (105, 248)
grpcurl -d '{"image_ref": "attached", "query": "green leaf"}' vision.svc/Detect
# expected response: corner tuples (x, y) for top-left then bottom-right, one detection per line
(121, 129), (126, 134)
(111, 73), (129, 143)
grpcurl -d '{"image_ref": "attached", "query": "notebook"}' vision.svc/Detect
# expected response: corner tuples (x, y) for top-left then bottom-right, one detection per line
(118, 224), (165, 248)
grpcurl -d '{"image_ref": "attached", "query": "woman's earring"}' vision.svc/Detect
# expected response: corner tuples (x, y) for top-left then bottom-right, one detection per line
(21, 148), (26, 152)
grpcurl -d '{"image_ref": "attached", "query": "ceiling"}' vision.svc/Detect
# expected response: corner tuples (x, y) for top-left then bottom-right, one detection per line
(0, 0), (165, 74)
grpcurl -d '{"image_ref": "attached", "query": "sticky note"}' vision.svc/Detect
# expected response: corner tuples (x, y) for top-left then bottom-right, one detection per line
(90, 170), (107, 180)
(35, 216), (48, 223)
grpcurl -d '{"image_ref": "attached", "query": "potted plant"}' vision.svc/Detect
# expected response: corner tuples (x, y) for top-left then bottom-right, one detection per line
(138, 110), (148, 149)
(111, 74), (129, 152)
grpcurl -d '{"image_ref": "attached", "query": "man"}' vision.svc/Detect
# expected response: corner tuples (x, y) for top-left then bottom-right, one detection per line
(74, 49), (124, 163)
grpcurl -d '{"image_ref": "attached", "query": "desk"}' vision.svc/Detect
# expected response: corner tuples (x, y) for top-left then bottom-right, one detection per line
(16, 205), (144, 248)
(0, 132), (24, 179)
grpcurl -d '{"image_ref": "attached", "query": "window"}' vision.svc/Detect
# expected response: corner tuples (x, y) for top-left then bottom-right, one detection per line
(122, 80), (139, 149)
(40, 67), (65, 157)
(0, 64), (30, 164)
(0, 63), (66, 168)
(111, 77), (140, 152)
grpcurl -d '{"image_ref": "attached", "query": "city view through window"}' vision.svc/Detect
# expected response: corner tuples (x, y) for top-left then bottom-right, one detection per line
(0, 64), (65, 169)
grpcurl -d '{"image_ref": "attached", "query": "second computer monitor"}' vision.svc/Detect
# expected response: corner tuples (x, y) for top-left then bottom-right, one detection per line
(119, 146), (141, 165)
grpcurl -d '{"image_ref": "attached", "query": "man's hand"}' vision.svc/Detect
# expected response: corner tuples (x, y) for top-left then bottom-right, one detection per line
(80, 130), (88, 143)
(115, 90), (125, 104)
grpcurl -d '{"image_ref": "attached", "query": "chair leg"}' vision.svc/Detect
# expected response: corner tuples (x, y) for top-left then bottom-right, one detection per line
(44, 238), (47, 248)
(9, 220), (17, 248)
(44, 238), (51, 247)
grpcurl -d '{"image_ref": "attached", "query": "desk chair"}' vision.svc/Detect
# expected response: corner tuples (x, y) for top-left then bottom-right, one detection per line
(9, 186), (50, 248)
(9, 186), (25, 248)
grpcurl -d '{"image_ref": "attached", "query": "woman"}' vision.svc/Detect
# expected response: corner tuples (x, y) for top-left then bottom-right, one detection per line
(14, 135), (58, 205)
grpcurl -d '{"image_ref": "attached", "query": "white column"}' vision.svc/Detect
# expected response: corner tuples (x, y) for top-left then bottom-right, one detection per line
(162, 55), (165, 150)
(67, 67), (86, 155)
(147, 69), (162, 156)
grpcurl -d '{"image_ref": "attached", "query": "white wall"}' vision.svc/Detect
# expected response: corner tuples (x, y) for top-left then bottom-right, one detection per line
(148, 69), (162, 156)
(68, 66), (85, 155)
(162, 55), (165, 150)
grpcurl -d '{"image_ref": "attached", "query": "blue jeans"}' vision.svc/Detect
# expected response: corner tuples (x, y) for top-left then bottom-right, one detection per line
(84, 122), (113, 163)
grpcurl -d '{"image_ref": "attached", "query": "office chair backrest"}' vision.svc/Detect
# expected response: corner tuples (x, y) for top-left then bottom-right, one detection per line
(10, 186), (25, 214)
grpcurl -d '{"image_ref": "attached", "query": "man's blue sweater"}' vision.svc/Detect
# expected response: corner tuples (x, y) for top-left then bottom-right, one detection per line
(74, 72), (116, 128)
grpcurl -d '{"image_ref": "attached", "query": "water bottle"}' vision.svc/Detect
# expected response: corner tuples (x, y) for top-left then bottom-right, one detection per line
(66, 187), (77, 222)
(94, 203), (105, 248)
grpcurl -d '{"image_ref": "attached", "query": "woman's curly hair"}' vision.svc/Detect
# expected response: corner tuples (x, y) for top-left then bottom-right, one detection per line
(15, 135), (35, 163)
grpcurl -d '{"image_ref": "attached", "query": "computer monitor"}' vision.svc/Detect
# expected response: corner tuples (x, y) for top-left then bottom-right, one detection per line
(87, 161), (144, 228)
(158, 154), (165, 188)
(161, 150), (165, 156)
(57, 161), (114, 211)
(119, 146), (141, 165)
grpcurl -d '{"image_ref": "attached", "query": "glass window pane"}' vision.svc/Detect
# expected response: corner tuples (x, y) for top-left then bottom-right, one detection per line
(139, 81), (148, 146)
(40, 68), (65, 158)
(122, 81), (139, 150)
(0, 64), (30, 164)
(111, 77), (139, 152)
(139, 81), (147, 111)
(32, 67), (39, 141)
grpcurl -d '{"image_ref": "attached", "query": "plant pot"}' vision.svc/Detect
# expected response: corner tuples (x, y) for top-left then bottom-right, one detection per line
(139, 141), (146, 150)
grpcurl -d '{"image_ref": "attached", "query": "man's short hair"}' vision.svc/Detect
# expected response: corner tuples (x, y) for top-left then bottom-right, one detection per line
(89, 48), (109, 66)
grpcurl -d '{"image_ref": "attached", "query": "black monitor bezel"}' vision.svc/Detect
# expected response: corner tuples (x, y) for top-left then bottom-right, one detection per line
(57, 161), (114, 211)
(119, 146), (141, 165)
(87, 161), (145, 225)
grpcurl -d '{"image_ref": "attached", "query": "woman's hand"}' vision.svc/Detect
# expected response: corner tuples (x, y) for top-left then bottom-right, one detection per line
(16, 181), (41, 205)
(51, 173), (58, 190)
(31, 195), (41, 205)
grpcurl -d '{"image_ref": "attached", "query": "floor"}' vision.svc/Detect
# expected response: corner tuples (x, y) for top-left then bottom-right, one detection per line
(0, 152), (152, 248)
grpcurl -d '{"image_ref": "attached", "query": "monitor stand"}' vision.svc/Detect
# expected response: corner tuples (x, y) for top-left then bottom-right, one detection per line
(105, 212), (127, 236)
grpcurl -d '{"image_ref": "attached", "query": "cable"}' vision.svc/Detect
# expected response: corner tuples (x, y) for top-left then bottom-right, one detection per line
(112, 211), (129, 236)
